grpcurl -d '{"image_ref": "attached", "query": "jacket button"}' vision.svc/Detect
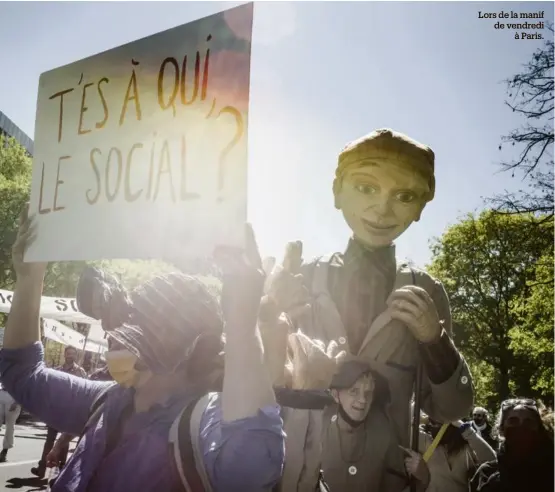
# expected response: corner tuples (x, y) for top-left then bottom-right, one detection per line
(460, 376), (468, 385)
(348, 466), (357, 475)
(331, 415), (337, 423)
(338, 337), (346, 345)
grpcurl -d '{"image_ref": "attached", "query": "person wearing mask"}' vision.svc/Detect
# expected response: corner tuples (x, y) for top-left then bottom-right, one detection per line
(31, 345), (87, 478)
(471, 407), (497, 450)
(420, 417), (496, 492)
(322, 355), (430, 492)
(259, 316), (430, 492)
(1, 206), (284, 492)
(470, 398), (554, 492)
(263, 129), (473, 491)
(0, 383), (21, 462)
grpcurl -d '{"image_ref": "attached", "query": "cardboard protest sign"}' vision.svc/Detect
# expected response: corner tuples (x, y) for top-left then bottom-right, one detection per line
(26, 3), (253, 262)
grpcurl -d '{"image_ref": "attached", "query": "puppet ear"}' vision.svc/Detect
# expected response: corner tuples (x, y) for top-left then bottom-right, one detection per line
(332, 178), (342, 210)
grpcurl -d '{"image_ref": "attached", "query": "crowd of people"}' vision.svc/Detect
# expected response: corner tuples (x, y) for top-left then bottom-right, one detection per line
(0, 128), (552, 492)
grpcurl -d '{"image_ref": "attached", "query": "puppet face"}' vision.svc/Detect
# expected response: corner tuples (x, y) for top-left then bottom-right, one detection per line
(333, 373), (374, 423)
(335, 159), (430, 248)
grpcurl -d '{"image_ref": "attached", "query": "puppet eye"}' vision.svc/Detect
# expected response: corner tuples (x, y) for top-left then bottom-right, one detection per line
(395, 191), (416, 203)
(354, 183), (376, 195)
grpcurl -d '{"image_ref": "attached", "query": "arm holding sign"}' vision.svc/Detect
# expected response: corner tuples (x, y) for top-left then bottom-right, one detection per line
(0, 206), (111, 435)
(202, 225), (284, 491)
(2, 206), (46, 350)
(215, 225), (279, 421)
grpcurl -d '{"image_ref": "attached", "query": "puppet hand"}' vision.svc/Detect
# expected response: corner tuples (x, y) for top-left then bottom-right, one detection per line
(265, 241), (311, 319)
(388, 286), (441, 343)
(288, 332), (346, 390)
(401, 447), (430, 487)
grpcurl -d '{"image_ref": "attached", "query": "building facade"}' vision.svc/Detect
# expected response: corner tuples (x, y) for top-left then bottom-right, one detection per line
(0, 110), (34, 155)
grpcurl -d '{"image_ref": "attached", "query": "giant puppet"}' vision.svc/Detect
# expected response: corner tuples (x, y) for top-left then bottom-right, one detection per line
(262, 128), (474, 491)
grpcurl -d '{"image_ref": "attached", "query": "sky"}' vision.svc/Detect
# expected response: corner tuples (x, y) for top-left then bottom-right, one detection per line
(0, 1), (553, 268)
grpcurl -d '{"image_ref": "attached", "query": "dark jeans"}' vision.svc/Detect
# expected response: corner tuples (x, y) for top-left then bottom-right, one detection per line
(37, 427), (69, 471)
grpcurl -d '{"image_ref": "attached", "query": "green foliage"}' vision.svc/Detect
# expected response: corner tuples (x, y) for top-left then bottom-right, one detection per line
(428, 210), (554, 410)
(0, 135), (32, 290)
(508, 246), (554, 399)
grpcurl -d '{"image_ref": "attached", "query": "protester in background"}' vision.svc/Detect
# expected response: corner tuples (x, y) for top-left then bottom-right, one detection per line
(470, 398), (554, 492)
(1, 207), (284, 492)
(0, 383), (21, 462)
(58, 346), (88, 378)
(30, 345), (87, 478)
(420, 418), (496, 492)
(471, 407), (497, 450)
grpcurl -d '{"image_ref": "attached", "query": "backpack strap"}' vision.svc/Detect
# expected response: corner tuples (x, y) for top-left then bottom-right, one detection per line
(189, 395), (213, 490)
(169, 393), (212, 492)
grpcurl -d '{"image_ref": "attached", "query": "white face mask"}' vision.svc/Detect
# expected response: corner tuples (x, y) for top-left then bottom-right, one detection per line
(104, 349), (151, 388)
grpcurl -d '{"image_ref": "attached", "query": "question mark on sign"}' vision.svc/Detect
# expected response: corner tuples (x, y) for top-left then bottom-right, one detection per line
(216, 105), (244, 202)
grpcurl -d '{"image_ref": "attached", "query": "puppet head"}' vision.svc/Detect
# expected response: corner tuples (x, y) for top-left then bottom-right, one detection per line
(333, 128), (435, 248)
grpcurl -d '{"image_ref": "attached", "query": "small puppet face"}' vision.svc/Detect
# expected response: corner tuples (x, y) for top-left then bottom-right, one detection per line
(335, 159), (430, 248)
(333, 373), (375, 423)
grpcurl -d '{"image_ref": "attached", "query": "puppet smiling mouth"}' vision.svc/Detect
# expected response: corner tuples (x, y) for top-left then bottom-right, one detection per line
(362, 219), (397, 230)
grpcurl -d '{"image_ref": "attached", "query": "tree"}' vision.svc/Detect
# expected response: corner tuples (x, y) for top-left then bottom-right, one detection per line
(508, 245), (554, 402)
(492, 25), (554, 218)
(428, 210), (554, 409)
(0, 135), (32, 290)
